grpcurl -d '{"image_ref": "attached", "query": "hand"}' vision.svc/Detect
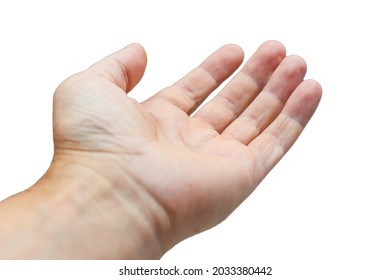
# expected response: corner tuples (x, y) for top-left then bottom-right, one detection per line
(0, 41), (322, 259)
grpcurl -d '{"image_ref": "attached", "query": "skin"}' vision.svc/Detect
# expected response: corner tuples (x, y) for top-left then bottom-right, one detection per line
(0, 41), (322, 259)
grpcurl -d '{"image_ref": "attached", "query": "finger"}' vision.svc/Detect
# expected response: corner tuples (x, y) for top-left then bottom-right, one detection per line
(146, 44), (244, 114)
(222, 55), (307, 144)
(194, 40), (286, 132)
(87, 43), (147, 93)
(249, 80), (322, 175)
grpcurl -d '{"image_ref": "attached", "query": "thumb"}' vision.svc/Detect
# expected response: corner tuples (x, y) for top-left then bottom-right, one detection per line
(88, 43), (147, 93)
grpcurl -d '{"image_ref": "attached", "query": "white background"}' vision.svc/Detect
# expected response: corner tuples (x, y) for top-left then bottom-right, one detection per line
(0, 0), (389, 279)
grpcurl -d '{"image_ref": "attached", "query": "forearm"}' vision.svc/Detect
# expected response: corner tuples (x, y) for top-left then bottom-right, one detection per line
(0, 157), (165, 259)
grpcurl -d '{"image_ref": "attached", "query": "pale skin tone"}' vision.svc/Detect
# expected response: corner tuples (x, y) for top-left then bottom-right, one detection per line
(0, 41), (321, 259)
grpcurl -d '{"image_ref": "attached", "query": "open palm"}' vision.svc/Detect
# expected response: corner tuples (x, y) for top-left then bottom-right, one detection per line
(52, 41), (321, 254)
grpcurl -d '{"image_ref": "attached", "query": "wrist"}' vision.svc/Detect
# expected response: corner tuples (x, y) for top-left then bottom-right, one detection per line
(0, 152), (168, 259)
(43, 153), (167, 259)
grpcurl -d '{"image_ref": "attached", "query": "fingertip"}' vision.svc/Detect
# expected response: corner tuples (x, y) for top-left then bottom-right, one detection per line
(199, 44), (245, 84)
(290, 79), (323, 127)
(115, 43), (148, 92)
(88, 43), (148, 93)
(304, 79), (323, 102)
(122, 43), (148, 70)
(261, 40), (287, 59)
(286, 54), (307, 66)
(242, 40), (287, 78)
(222, 44), (245, 59)
(128, 43), (147, 62)
(214, 44), (245, 66)
(129, 42), (145, 49)
(281, 55), (308, 79)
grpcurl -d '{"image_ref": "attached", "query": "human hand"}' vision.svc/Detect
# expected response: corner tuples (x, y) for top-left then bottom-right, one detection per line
(0, 41), (321, 259)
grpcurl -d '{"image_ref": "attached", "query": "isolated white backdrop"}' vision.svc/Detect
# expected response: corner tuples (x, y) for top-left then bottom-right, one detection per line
(0, 0), (389, 279)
